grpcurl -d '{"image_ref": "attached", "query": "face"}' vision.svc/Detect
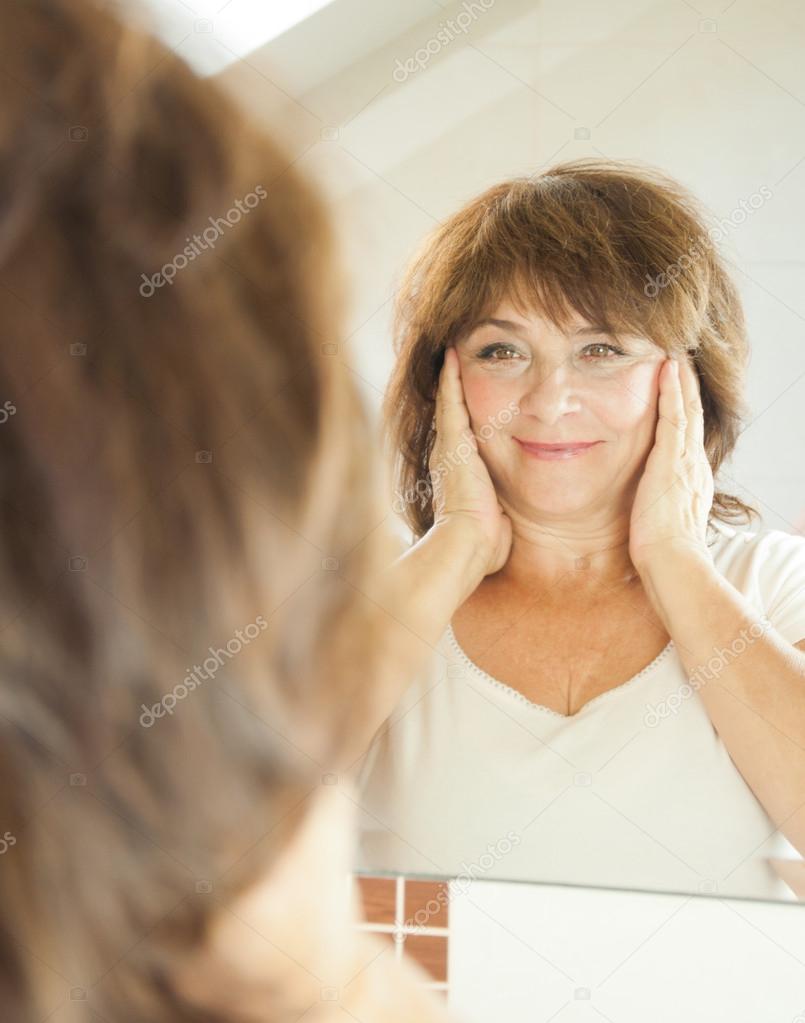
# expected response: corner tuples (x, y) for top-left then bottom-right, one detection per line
(454, 298), (667, 520)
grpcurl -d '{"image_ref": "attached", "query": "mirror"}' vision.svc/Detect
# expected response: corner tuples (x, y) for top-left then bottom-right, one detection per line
(203, 0), (805, 904)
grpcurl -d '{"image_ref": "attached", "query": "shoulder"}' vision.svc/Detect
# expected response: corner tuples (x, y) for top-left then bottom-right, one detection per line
(709, 518), (805, 646)
(709, 518), (805, 572)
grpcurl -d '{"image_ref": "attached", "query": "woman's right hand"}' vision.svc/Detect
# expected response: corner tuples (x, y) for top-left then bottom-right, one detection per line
(428, 345), (513, 577)
(337, 345), (514, 766)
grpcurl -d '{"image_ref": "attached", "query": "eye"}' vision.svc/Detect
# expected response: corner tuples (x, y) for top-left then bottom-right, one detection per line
(581, 342), (626, 359)
(477, 342), (522, 362)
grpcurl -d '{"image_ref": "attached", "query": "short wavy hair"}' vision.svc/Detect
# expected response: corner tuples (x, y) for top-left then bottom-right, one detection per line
(383, 158), (760, 540)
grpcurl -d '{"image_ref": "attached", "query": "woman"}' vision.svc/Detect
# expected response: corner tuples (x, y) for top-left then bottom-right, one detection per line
(0, 0), (457, 1020)
(353, 162), (805, 900)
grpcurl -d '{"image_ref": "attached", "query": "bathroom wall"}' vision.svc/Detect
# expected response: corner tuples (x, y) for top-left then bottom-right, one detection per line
(215, 0), (805, 534)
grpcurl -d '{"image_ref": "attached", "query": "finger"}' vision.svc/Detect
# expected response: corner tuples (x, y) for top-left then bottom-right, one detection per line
(432, 348), (450, 435)
(656, 357), (686, 456)
(679, 353), (705, 456)
(434, 346), (472, 443)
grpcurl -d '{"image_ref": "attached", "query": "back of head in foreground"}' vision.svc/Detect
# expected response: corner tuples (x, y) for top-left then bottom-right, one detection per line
(0, 1), (433, 1021)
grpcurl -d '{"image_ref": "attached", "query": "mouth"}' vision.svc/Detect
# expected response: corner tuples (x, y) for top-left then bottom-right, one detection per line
(514, 438), (602, 460)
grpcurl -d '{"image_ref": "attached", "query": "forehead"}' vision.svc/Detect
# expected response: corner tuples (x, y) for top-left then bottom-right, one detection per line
(476, 296), (614, 331)
(466, 298), (659, 350)
(475, 300), (589, 333)
(488, 297), (580, 326)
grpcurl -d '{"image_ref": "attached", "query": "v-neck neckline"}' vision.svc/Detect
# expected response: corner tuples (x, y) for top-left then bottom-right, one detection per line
(444, 622), (676, 720)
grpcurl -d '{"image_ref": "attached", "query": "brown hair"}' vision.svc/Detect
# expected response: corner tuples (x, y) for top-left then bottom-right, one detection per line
(0, 0), (393, 1020)
(383, 158), (760, 540)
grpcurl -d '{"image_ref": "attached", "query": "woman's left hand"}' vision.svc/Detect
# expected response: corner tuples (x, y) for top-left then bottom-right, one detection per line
(629, 353), (715, 575)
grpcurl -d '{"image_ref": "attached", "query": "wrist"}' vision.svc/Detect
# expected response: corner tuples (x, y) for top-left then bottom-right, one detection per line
(635, 541), (714, 581)
(636, 543), (716, 626)
(429, 514), (491, 599)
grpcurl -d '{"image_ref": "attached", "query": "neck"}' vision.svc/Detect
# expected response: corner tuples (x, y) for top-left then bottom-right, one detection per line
(497, 512), (639, 592)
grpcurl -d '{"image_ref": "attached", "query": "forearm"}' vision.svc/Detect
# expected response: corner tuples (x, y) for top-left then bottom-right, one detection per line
(641, 548), (805, 855)
(336, 518), (487, 774)
(377, 518), (488, 649)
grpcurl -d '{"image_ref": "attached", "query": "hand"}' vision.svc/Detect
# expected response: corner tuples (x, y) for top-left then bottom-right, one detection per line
(429, 345), (512, 575)
(629, 353), (715, 575)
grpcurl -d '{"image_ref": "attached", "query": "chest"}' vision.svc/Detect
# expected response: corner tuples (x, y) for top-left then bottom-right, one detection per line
(450, 588), (671, 717)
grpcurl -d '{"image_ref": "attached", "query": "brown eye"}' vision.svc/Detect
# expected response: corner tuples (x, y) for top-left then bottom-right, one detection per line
(582, 343), (625, 359)
(478, 343), (520, 361)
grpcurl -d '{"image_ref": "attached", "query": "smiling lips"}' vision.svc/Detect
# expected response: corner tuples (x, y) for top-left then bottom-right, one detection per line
(514, 438), (602, 460)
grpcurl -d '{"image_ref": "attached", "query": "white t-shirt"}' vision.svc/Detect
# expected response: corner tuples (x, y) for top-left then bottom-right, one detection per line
(354, 518), (805, 901)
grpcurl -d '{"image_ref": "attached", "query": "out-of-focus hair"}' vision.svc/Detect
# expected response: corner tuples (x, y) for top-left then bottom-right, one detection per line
(383, 159), (760, 539)
(0, 0), (393, 1020)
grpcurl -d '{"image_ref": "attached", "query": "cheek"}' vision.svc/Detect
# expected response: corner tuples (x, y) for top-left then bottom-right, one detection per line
(460, 370), (516, 426)
(595, 366), (660, 441)
(459, 361), (662, 443)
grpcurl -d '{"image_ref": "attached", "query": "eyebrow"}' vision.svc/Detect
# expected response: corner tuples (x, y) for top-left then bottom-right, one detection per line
(465, 317), (611, 338)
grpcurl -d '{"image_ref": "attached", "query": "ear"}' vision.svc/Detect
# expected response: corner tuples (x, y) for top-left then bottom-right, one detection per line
(173, 780), (362, 1019)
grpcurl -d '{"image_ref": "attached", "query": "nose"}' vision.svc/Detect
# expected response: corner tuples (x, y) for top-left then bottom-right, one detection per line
(517, 355), (583, 422)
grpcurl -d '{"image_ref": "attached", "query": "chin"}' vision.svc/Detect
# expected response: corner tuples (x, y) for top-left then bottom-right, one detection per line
(507, 492), (598, 515)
